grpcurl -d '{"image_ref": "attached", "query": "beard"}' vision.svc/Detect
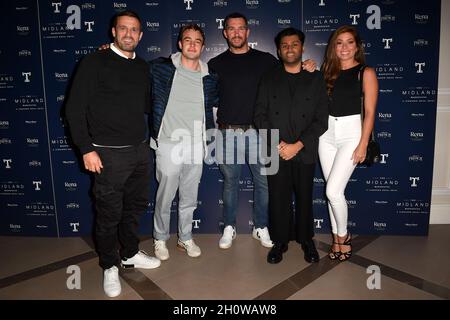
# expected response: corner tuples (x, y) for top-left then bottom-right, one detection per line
(229, 36), (246, 49)
(116, 38), (137, 52)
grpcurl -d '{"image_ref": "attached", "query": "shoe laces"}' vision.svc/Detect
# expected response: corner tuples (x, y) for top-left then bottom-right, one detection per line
(181, 239), (195, 248)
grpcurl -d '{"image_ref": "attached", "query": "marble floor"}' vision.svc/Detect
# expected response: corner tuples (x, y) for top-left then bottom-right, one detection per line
(1, 225), (449, 301)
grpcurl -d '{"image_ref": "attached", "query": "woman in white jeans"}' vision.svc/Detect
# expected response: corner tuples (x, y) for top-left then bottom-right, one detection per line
(319, 25), (378, 261)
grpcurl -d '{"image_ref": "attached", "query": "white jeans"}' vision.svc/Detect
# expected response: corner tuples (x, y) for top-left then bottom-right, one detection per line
(318, 115), (361, 237)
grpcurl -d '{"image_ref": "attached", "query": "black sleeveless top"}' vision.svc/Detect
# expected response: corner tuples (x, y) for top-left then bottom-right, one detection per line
(329, 64), (362, 117)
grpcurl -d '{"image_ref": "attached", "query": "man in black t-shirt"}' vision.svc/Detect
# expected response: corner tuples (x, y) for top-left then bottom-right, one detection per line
(66, 11), (160, 298)
(208, 12), (278, 250)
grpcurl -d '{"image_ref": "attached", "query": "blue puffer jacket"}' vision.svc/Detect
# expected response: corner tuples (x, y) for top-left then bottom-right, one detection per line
(149, 52), (219, 146)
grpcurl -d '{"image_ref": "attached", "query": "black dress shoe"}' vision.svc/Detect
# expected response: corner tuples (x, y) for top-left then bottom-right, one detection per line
(301, 240), (319, 263)
(267, 243), (288, 264)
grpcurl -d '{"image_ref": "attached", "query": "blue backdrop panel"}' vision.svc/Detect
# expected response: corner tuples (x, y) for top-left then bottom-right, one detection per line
(0, 0), (440, 237)
(1, 0), (57, 236)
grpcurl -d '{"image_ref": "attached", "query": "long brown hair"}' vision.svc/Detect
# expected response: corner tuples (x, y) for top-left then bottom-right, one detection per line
(321, 25), (366, 96)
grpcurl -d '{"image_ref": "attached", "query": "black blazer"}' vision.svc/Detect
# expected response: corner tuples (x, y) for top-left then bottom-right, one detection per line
(254, 65), (329, 164)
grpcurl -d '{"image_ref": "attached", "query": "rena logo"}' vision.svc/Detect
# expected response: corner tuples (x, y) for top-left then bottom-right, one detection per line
(378, 113), (392, 120)
(55, 72), (69, 80)
(3, 159), (12, 169)
(113, 3), (127, 9)
(146, 22), (160, 28)
(27, 138), (39, 144)
(374, 221), (387, 228)
(17, 26), (30, 33)
(318, 0), (325, 6)
(192, 219), (201, 229)
(314, 219), (324, 228)
(410, 131), (424, 139)
(184, 0), (193, 10)
(33, 181), (42, 191)
(350, 5), (381, 29)
(278, 18), (291, 25)
(216, 18), (225, 29)
(415, 62), (425, 73)
(415, 14), (429, 23)
(379, 154), (389, 164)
(409, 177), (420, 187)
(22, 72), (31, 82)
(65, 182), (78, 188)
(70, 222), (80, 232)
(382, 38), (393, 49)
(248, 42), (258, 48)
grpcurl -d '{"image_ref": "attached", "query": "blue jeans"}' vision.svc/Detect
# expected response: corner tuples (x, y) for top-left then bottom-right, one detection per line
(217, 129), (269, 229)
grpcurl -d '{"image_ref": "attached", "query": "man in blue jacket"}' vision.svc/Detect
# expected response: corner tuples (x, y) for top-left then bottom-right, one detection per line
(149, 24), (219, 261)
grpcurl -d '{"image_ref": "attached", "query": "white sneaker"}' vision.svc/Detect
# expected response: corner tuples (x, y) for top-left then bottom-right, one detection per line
(252, 227), (274, 248)
(177, 239), (201, 258)
(121, 250), (161, 269)
(154, 240), (170, 261)
(219, 225), (236, 249)
(103, 266), (121, 298)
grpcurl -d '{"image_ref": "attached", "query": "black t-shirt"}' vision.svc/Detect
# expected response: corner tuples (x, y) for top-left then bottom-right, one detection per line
(329, 64), (362, 117)
(286, 71), (302, 98)
(208, 48), (278, 125)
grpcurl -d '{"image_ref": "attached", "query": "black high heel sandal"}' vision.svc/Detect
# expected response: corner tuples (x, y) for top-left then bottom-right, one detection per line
(338, 233), (352, 262)
(328, 241), (341, 260)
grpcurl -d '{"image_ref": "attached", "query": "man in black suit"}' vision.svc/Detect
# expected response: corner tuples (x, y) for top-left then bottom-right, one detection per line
(254, 27), (329, 264)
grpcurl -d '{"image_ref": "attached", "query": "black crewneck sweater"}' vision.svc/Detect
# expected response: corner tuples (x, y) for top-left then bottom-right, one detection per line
(65, 48), (150, 155)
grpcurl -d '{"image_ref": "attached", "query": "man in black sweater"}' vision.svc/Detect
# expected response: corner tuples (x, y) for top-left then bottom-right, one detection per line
(254, 28), (329, 264)
(208, 12), (278, 250)
(65, 11), (160, 298)
(208, 13), (316, 251)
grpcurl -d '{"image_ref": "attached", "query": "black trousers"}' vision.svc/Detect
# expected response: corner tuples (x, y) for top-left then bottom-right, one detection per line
(93, 142), (151, 270)
(267, 159), (315, 244)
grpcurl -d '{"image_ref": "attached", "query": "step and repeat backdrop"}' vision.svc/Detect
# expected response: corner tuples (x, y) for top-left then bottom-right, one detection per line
(0, 0), (440, 236)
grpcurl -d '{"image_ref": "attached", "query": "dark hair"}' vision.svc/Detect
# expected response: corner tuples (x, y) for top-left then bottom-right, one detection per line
(112, 10), (142, 30)
(224, 12), (248, 29)
(177, 24), (206, 44)
(321, 25), (366, 95)
(275, 27), (305, 50)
